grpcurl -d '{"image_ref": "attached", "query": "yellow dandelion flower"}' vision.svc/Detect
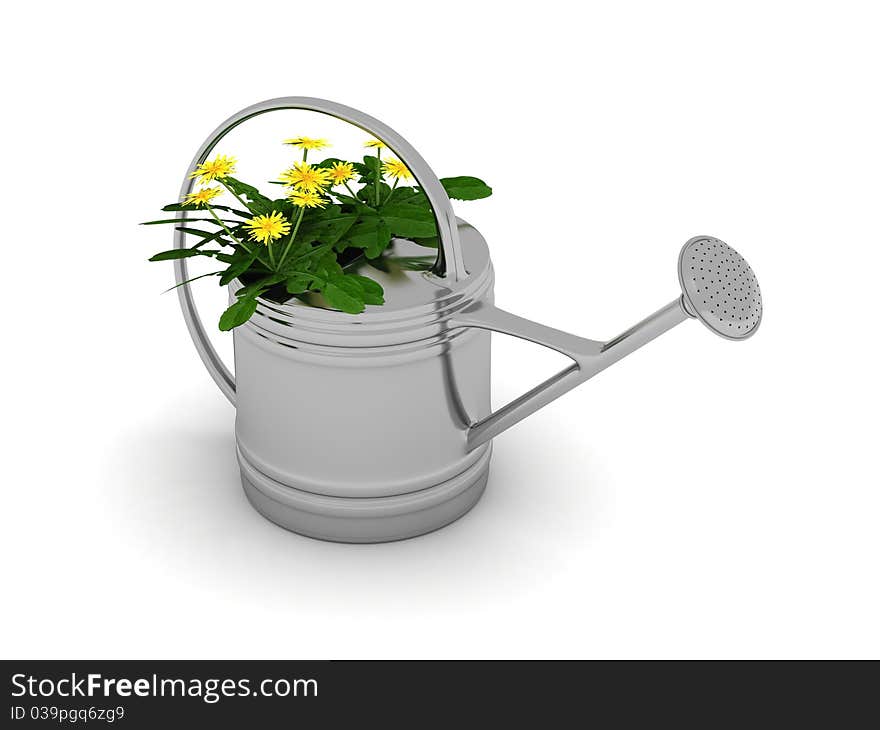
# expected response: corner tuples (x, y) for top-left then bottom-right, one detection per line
(243, 211), (291, 244)
(288, 190), (328, 209)
(382, 158), (412, 181)
(363, 139), (386, 149)
(327, 161), (355, 185)
(283, 136), (331, 151)
(189, 155), (237, 184)
(182, 186), (223, 207)
(278, 162), (332, 192)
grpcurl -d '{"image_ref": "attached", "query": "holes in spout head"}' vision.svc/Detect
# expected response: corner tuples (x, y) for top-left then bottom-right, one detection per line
(679, 237), (762, 340)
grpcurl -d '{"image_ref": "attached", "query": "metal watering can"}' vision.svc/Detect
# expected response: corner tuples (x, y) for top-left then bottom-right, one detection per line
(174, 97), (763, 543)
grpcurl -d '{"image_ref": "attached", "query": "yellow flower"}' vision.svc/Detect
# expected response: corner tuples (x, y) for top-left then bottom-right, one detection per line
(327, 161), (355, 185)
(243, 211), (291, 244)
(363, 139), (386, 149)
(382, 158), (412, 181)
(189, 155), (237, 184)
(288, 190), (328, 209)
(283, 136), (330, 151)
(278, 162), (332, 192)
(182, 186), (223, 207)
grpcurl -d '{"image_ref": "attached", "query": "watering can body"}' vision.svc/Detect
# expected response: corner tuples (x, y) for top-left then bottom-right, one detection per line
(232, 229), (497, 541)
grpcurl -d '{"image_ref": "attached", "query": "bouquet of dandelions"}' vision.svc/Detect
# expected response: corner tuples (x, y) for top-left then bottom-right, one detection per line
(145, 136), (492, 330)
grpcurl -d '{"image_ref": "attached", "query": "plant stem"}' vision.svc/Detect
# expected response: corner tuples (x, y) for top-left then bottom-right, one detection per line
(382, 178), (399, 205)
(375, 147), (381, 206)
(343, 181), (359, 200)
(219, 179), (250, 211)
(207, 206), (250, 252)
(278, 207), (306, 270)
(267, 241), (277, 268)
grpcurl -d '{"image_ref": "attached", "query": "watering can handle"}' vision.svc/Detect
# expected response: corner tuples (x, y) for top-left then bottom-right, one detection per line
(174, 97), (466, 405)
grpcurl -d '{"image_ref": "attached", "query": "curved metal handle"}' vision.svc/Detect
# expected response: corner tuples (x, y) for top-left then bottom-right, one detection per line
(174, 97), (466, 404)
(450, 298), (691, 451)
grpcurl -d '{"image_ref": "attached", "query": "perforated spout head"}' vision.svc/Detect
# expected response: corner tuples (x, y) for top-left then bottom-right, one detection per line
(678, 236), (762, 340)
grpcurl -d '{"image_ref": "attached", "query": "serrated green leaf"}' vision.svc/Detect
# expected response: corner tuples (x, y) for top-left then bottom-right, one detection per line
(222, 176), (274, 215)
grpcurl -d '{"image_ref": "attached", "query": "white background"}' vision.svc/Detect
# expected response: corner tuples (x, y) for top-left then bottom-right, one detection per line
(2, 0), (878, 659)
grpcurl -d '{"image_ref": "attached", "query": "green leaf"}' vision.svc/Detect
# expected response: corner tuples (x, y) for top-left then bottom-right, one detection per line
(315, 250), (344, 279)
(299, 207), (359, 247)
(268, 198), (296, 220)
(385, 187), (428, 207)
(162, 271), (222, 293)
(219, 297), (258, 331)
(346, 215), (392, 258)
(215, 250), (255, 265)
(219, 251), (259, 286)
(161, 202), (251, 217)
(322, 276), (365, 314)
(334, 192), (360, 206)
(334, 193), (374, 215)
(193, 225), (243, 249)
(380, 204), (437, 238)
(148, 248), (215, 261)
(141, 217), (236, 226)
(348, 275), (384, 305)
(439, 176), (492, 200)
(175, 226), (220, 239)
(358, 182), (390, 204)
(314, 157), (347, 169)
(370, 220), (391, 258)
(285, 274), (313, 294)
(354, 157), (381, 184)
(411, 236), (439, 248)
(220, 177), (274, 215)
(289, 242), (332, 265)
(235, 274), (286, 300)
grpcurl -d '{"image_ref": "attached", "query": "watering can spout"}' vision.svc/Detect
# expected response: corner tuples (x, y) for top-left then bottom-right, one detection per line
(453, 236), (762, 451)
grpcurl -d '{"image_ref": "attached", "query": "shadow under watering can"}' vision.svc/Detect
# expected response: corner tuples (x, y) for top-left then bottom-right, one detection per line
(173, 97), (762, 543)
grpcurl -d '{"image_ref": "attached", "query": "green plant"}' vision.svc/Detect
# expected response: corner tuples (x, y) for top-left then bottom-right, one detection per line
(144, 137), (491, 330)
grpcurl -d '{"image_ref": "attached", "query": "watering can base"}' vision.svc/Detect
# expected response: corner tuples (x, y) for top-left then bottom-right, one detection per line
(237, 444), (492, 543)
